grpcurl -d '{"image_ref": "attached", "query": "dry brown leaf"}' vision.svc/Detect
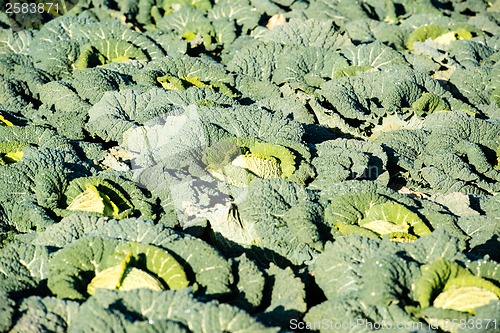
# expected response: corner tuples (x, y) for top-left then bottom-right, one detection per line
(267, 13), (287, 30)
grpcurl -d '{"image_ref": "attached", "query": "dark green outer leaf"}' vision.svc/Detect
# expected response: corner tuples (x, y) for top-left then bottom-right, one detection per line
(0, 241), (49, 293)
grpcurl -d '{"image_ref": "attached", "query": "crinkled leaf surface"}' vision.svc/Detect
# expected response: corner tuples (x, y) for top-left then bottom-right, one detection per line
(0, 241), (49, 293)
(71, 289), (280, 333)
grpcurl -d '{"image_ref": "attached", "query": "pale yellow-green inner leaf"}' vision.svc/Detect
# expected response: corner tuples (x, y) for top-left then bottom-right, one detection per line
(112, 243), (190, 290)
(117, 252), (133, 289)
(249, 142), (296, 178)
(433, 286), (498, 314)
(4, 151), (23, 161)
(182, 76), (209, 88)
(101, 192), (120, 217)
(443, 275), (500, 299)
(335, 221), (380, 239)
(87, 265), (164, 295)
(360, 201), (431, 238)
(111, 55), (131, 63)
(432, 31), (459, 45)
(2, 151), (23, 164)
(67, 184), (121, 217)
(232, 154), (282, 179)
(157, 74), (185, 90)
(362, 219), (409, 235)
(182, 31), (198, 41)
(144, 247), (189, 290)
(67, 184), (105, 214)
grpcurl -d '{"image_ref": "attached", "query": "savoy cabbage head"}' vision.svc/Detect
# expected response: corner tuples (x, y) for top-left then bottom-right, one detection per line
(308, 230), (499, 332)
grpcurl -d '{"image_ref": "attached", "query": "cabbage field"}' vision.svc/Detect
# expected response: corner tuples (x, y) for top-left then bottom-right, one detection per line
(0, 0), (499, 332)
